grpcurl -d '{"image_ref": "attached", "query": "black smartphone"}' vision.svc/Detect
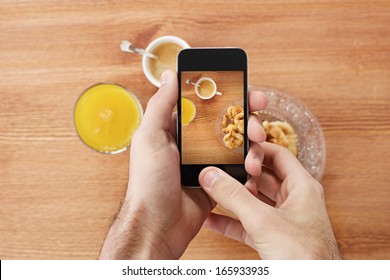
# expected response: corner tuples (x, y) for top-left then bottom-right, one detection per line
(177, 48), (248, 187)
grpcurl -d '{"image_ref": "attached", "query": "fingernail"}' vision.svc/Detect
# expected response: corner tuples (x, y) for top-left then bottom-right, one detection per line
(160, 70), (171, 86)
(204, 170), (220, 188)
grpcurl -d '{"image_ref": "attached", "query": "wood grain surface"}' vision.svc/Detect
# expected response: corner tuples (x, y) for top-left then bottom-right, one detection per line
(1, 0), (389, 260)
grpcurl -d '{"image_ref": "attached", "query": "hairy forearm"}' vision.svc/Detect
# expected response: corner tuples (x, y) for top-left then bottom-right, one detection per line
(99, 201), (163, 260)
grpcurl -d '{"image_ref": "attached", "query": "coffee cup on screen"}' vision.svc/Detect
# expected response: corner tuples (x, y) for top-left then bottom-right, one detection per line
(195, 77), (222, 100)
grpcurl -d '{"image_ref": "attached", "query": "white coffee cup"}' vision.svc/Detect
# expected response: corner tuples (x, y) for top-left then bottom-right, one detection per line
(142, 36), (190, 87)
(195, 77), (223, 100)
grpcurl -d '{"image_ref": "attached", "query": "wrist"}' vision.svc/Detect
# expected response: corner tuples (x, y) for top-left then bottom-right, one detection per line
(99, 198), (172, 259)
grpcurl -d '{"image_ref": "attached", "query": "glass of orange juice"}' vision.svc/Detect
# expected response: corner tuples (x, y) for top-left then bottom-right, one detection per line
(181, 97), (196, 126)
(73, 83), (143, 154)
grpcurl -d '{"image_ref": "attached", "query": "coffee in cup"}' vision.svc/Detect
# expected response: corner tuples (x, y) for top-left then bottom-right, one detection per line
(142, 36), (190, 87)
(195, 77), (222, 100)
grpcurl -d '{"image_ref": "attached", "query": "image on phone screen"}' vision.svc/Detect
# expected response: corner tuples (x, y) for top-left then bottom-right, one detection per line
(178, 48), (247, 187)
(180, 71), (245, 165)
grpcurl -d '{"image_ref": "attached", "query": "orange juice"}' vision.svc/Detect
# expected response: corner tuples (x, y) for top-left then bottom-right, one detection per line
(181, 97), (196, 126)
(74, 84), (143, 153)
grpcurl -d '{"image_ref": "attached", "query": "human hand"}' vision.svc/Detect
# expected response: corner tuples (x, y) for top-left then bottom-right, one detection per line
(99, 70), (268, 259)
(199, 142), (341, 259)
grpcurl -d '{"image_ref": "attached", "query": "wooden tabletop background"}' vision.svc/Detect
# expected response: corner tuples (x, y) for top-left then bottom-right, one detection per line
(1, 0), (389, 260)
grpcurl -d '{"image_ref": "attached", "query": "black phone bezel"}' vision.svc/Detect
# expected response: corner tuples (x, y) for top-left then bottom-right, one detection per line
(177, 48), (248, 187)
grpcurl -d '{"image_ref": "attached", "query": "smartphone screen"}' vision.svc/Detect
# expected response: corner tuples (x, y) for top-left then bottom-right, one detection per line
(178, 48), (248, 187)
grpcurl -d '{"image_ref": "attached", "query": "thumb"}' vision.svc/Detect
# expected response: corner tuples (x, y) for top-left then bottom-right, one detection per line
(199, 167), (265, 221)
(140, 69), (178, 131)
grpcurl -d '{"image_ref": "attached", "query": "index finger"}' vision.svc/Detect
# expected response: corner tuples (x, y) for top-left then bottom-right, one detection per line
(261, 142), (310, 181)
(248, 88), (268, 112)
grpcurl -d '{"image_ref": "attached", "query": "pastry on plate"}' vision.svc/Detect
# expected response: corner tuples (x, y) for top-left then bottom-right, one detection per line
(263, 120), (298, 156)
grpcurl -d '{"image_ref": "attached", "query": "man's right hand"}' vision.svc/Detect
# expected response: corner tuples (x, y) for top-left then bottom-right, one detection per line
(199, 142), (341, 259)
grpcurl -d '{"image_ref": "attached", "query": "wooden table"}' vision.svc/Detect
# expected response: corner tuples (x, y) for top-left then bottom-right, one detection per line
(1, 0), (389, 260)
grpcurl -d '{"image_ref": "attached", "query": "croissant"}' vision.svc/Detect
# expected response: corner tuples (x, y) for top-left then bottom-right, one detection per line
(221, 105), (245, 149)
(263, 120), (297, 156)
(223, 130), (244, 149)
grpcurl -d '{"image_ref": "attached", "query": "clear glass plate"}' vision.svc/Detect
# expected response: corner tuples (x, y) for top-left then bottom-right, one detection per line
(256, 88), (326, 181)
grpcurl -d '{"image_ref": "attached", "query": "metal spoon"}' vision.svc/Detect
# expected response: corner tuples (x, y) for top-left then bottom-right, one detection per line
(120, 40), (159, 60)
(186, 79), (201, 88)
(186, 79), (222, 96)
